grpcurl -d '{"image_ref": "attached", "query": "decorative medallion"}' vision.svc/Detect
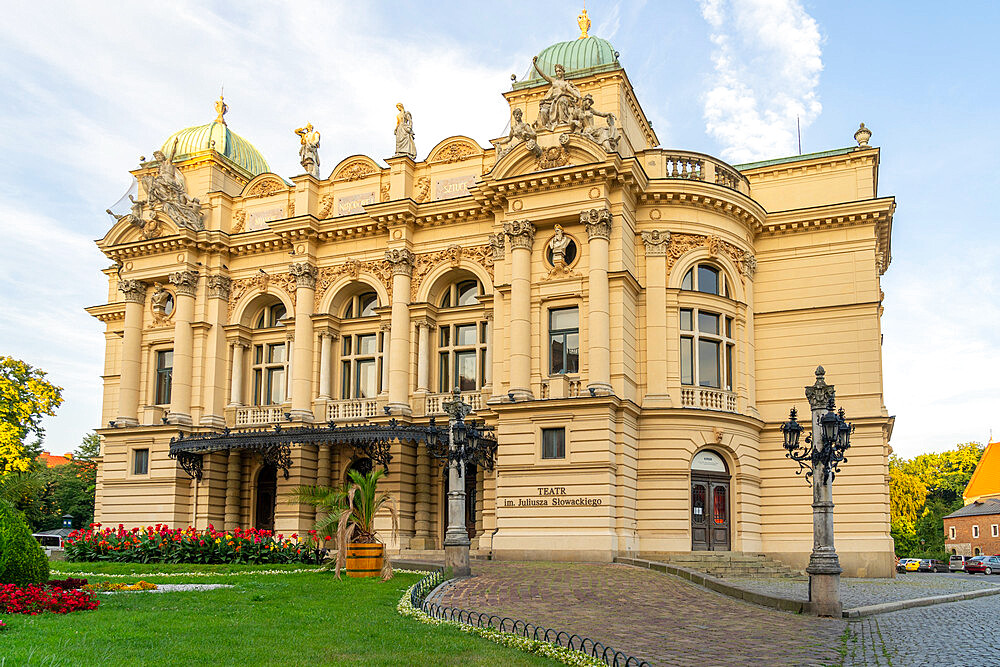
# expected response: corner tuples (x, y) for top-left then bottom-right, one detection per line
(512, 199), (523, 211)
(589, 187), (601, 200)
(649, 208), (662, 221)
(245, 178), (286, 199)
(537, 145), (570, 170)
(335, 160), (379, 181)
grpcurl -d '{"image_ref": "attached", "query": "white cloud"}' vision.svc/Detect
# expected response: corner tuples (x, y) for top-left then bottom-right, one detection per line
(698, 0), (823, 163)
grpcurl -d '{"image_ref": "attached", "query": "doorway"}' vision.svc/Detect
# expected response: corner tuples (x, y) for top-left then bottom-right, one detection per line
(254, 464), (277, 532)
(691, 450), (731, 551)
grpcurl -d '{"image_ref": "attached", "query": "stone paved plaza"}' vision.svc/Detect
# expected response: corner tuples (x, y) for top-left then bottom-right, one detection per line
(432, 561), (1000, 666)
(727, 571), (1000, 608)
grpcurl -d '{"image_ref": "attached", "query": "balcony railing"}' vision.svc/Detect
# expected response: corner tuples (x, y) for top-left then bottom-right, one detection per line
(234, 406), (284, 426)
(327, 398), (379, 422)
(660, 151), (750, 195)
(681, 387), (738, 413)
(425, 391), (482, 416)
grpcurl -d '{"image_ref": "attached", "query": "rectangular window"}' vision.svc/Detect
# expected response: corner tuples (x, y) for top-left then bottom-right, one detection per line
(698, 339), (720, 388)
(253, 343), (287, 405)
(549, 307), (579, 375)
(133, 448), (149, 475)
(949, 526), (956, 540)
(973, 525), (980, 538)
(680, 308), (692, 331)
(725, 343), (734, 391)
(681, 337), (693, 385)
(356, 359), (377, 398)
(541, 428), (566, 459)
(155, 350), (173, 405)
(438, 352), (450, 393)
(993, 524), (999, 538)
(455, 350), (477, 391)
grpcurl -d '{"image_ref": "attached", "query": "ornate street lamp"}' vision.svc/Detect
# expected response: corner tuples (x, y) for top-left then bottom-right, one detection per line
(781, 366), (855, 617)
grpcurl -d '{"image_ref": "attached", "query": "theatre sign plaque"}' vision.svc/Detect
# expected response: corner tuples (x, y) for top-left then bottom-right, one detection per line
(503, 486), (603, 507)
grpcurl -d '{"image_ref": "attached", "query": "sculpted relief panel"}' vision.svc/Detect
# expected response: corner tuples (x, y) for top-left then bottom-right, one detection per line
(227, 272), (297, 323)
(409, 244), (494, 301)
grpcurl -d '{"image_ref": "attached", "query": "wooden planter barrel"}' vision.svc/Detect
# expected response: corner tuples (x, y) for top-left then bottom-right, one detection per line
(345, 542), (383, 578)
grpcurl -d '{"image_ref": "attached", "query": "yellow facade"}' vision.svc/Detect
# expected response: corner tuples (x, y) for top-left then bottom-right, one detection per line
(90, 34), (895, 576)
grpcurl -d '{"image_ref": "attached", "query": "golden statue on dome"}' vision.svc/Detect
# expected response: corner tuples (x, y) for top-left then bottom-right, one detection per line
(214, 92), (228, 125)
(577, 7), (590, 39)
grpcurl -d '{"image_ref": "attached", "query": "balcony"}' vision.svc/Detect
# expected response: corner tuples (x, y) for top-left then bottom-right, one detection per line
(234, 406), (284, 426)
(425, 391), (483, 416)
(327, 398), (379, 423)
(660, 151), (750, 196)
(681, 387), (738, 413)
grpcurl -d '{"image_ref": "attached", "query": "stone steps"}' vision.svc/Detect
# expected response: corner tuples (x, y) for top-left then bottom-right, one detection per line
(640, 551), (805, 579)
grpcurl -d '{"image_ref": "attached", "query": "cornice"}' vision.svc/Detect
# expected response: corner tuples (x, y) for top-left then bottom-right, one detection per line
(473, 158), (645, 210)
(638, 182), (766, 235)
(740, 147), (879, 180)
(85, 303), (126, 323)
(411, 197), (492, 228)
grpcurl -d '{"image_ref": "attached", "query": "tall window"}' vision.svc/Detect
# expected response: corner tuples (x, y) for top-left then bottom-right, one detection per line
(340, 292), (382, 398)
(949, 526), (956, 540)
(252, 343), (287, 405)
(681, 263), (729, 297)
(680, 308), (735, 390)
(973, 525), (980, 538)
(154, 350), (173, 405)
(548, 307), (579, 375)
(133, 448), (149, 475)
(542, 428), (566, 459)
(438, 323), (488, 392)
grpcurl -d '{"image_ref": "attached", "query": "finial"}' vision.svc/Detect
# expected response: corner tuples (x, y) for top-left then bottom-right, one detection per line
(854, 122), (871, 148)
(577, 7), (591, 39)
(815, 366), (825, 379)
(215, 90), (228, 125)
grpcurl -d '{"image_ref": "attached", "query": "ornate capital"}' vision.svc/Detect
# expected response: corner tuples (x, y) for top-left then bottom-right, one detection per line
(206, 274), (232, 300)
(118, 279), (147, 304)
(488, 233), (505, 260)
(805, 366), (836, 410)
(289, 262), (318, 289)
(379, 321), (392, 332)
(740, 250), (757, 279)
(168, 270), (199, 297)
(582, 208), (612, 241)
(384, 248), (416, 277)
(414, 318), (436, 332)
(502, 220), (536, 250)
(641, 230), (670, 256)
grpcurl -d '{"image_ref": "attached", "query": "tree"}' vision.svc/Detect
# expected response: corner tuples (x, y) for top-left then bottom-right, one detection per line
(0, 356), (63, 474)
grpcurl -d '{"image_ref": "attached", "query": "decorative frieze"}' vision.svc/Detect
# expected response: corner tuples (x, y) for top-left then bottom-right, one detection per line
(313, 260), (393, 312)
(582, 208), (613, 241)
(385, 248), (416, 277)
(488, 232), (505, 261)
(503, 220), (536, 250)
(665, 232), (748, 282)
(641, 230), (670, 256)
(289, 262), (319, 290)
(409, 243), (494, 301)
(119, 279), (148, 304)
(227, 272), (297, 323)
(206, 275), (232, 300)
(740, 251), (757, 279)
(168, 270), (199, 296)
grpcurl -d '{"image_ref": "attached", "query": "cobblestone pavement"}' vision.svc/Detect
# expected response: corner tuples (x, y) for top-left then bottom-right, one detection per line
(843, 593), (1000, 666)
(436, 562), (845, 666)
(727, 572), (1000, 608)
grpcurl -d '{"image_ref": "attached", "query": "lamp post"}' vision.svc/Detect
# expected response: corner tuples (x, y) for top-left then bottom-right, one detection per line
(442, 388), (474, 576)
(780, 366), (854, 617)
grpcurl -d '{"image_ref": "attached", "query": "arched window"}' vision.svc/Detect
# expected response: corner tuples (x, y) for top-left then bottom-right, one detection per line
(440, 280), (480, 308)
(682, 263), (729, 297)
(343, 292), (378, 319)
(250, 301), (288, 406)
(255, 303), (286, 329)
(338, 291), (383, 399)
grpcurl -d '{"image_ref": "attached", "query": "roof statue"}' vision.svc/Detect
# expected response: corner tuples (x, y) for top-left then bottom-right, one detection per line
(394, 103), (416, 159)
(496, 108), (541, 160)
(577, 8), (590, 39)
(532, 57), (583, 130)
(295, 122), (321, 178)
(214, 93), (228, 124)
(125, 138), (205, 233)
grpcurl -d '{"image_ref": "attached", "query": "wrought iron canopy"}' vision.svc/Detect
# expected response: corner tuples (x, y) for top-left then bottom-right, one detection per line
(168, 419), (442, 481)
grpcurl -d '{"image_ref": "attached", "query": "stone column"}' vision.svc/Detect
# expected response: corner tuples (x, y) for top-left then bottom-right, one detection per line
(201, 275), (232, 427)
(317, 332), (334, 400)
(502, 220), (535, 401)
(116, 279), (147, 426)
(315, 444), (331, 524)
(415, 319), (433, 393)
(642, 230), (671, 405)
(290, 262), (317, 422)
(584, 209), (613, 396)
(804, 366), (843, 617)
(379, 321), (391, 397)
(385, 249), (415, 416)
(413, 444), (433, 549)
(167, 270), (199, 426)
(229, 342), (247, 406)
(483, 312), (493, 389)
(488, 233), (506, 401)
(225, 450), (242, 530)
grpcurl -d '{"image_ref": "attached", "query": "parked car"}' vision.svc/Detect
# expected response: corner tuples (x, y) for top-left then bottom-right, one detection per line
(905, 559), (922, 572)
(896, 558), (918, 573)
(949, 555), (971, 572)
(967, 555), (1000, 575)
(917, 559), (949, 573)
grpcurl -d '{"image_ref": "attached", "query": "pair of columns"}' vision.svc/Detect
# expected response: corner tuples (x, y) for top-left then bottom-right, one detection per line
(501, 208), (614, 400)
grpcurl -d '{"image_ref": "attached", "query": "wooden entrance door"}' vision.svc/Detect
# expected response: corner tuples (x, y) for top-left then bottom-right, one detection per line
(691, 475), (730, 551)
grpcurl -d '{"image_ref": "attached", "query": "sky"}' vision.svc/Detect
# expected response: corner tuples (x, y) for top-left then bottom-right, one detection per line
(0, 1), (997, 459)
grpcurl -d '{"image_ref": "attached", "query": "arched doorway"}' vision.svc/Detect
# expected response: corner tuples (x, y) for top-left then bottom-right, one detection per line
(346, 457), (373, 482)
(691, 450), (731, 551)
(254, 464), (277, 531)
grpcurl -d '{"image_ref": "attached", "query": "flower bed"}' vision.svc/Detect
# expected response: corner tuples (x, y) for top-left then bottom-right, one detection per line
(83, 580), (158, 592)
(1, 584), (100, 615)
(65, 524), (327, 565)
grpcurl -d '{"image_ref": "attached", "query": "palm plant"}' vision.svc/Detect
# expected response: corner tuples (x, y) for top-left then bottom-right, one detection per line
(288, 481), (350, 542)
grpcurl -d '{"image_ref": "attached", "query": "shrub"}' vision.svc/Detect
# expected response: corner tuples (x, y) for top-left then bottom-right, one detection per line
(0, 501), (49, 586)
(65, 524), (325, 565)
(0, 583), (99, 614)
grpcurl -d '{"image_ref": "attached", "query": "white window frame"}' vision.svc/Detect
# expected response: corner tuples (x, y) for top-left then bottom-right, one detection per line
(949, 525), (956, 540)
(972, 525), (980, 539)
(680, 308), (736, 390)
(992, 524), (999, 538)
(340, 332), (382, 399)
(437, 322), (487, 393)
(252, 342), (288, 406)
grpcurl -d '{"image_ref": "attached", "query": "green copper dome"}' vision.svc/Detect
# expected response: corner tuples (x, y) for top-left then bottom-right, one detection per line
(519, 36), (620, 87)
(161, 97), (270, 178)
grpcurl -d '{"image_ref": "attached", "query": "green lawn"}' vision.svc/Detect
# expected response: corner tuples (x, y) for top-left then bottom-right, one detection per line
(3, 564), (558, 666)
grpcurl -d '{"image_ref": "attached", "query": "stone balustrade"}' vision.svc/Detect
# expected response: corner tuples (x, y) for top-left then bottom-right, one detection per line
(327, 398), (379, 422)
(234, 406), (284, 426)
(661, 151), (750, 195)
(425, 391), (483, 415)
(681, 387), (738, 413)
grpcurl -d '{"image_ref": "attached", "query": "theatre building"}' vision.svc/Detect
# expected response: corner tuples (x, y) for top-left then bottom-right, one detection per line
(89, 28), (897, 577)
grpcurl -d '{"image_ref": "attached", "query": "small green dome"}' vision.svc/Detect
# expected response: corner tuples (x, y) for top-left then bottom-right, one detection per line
(161, 98), (270, 178)
(522, 36), (620, 85)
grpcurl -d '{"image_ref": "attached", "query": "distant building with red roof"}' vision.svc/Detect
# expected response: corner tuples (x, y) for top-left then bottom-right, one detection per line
(39, 451), (73, 467)
(963, 441), (1000, 504)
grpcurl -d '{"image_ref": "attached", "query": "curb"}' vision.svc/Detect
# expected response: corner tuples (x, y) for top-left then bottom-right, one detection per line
(391, 558), (445, 573)
(843, 585), (1000, 618)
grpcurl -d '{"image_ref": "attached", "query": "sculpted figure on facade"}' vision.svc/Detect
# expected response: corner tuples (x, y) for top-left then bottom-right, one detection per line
(150, 283), (172, 324)
(394, 103), (416, 159)
(532, 58), (583, 129)
(496, 108), (541, 160)
(641, 229), (670, 256)
(294, 123), (321, 178)
(548, 224), (572, 265)
(575, 94), (621, 152)
(137, 139), (205, 232)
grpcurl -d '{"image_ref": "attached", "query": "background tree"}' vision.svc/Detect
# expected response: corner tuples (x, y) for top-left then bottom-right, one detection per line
(0, 356), (63, 474)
